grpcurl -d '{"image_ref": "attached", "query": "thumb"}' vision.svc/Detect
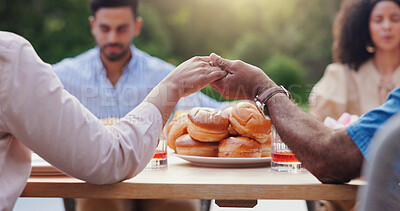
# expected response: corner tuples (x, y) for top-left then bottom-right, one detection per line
(210, 53), (232, 71)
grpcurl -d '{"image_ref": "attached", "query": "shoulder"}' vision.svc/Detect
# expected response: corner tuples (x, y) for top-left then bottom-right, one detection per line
(314, 63), (351, 88)
(0, 32), (42, 63)
(309, 63), (354, 119)
(0, 31), (30, 49)
(0, 32), (49, 73)
(324, 63), (351, 76)
(52, 48), (97, 75)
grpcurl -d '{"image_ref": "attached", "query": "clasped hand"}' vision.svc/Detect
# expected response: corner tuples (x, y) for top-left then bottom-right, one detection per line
(208, 53), (276, 100)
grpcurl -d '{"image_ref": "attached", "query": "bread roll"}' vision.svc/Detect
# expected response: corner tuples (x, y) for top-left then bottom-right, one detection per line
(261, 133), (272, 157)
(167, 113), (189, 151)
(223, 107), (240, 136)
(218, 137), (262, 158)
(187, 107), (229, 142)
(229, 101), (271, 143)
(175, 134), (219, 157)
(222, 106), (233, 116)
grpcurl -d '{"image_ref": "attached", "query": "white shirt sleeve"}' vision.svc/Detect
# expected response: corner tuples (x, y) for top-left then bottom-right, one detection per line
(0, 32), (162, 186)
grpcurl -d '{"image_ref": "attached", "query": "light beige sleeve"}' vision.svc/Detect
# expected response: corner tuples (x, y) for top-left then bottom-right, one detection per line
(309, 63), (350, 121)
(0, 32), (162, 185)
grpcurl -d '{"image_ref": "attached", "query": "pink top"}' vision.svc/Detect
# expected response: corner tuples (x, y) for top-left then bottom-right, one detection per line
(309, 60), (400, 121)
(0, 32), (163, 210)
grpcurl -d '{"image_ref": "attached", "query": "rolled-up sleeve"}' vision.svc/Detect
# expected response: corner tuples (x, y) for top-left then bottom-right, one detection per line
(0, 32), (162, 185)
(346, 88), (400, 160)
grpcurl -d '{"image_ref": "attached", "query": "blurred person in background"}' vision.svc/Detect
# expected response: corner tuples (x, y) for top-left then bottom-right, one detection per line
(0, 31), (226, 211)
(308, 1), (400, 210)
(53, 0), (225, 210)
(309, 0), (400, 122)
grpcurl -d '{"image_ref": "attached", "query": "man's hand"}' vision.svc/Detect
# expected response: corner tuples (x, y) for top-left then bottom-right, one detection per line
(209, 53), (276, 100)
(163, 56), (227, 100)
(145, 56), (227, 124)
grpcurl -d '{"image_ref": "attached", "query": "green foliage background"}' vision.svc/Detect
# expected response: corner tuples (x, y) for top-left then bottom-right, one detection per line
(0, 0), (342, 105)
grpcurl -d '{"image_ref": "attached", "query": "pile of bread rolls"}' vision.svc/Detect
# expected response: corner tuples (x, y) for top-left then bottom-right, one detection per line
(167, 101), (272, 158)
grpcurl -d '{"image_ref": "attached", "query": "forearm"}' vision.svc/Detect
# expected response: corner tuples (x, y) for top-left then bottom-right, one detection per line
(268, 95), (364, 183)
(208, 53), (364, 183)
(27, 100), (161, 184)
(144, 80), (180, 125)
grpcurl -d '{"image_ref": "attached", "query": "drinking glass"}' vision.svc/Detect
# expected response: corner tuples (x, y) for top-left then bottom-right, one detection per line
(271, 125), (306, 172)
(145, 126), (168, 169)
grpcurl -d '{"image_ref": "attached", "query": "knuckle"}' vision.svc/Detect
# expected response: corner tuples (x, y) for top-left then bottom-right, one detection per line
(200, 62), (208, 68)
(232, 60), (242, 67)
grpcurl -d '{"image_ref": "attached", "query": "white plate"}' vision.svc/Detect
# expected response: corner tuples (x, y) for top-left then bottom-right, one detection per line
(173, 153), (271, 168)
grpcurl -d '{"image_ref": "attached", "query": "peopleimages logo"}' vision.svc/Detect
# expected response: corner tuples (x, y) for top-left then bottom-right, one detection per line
(78, 84), (154, 107)
(78, 82), (316, 117)
(82, 112), (163, 127)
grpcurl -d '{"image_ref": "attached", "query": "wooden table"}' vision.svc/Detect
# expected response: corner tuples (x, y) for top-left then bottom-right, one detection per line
(22, 153), (365, 207)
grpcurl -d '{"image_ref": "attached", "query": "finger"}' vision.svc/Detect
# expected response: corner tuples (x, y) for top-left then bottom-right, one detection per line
(209, 53), (232, 71)
(194, 56), (211, 62)
(206, 69), (228, 82)
(191, 56), (216, 68)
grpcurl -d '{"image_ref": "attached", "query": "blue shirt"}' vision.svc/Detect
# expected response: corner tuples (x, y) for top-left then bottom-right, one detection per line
(346, 87), (400, 159)
(53, 45), (224, 119)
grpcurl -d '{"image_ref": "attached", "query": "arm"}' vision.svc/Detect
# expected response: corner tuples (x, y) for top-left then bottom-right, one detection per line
(0, 33), (226, 184)
(269, 95), (363, 183)
(209, 53), (364, 183)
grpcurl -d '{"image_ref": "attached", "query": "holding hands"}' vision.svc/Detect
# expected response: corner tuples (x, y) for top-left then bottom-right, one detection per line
(145, 56), (227, 124)
(208, 53), (277, 100)
(146, 53), (277, 124)
(163, 56), (228, 99)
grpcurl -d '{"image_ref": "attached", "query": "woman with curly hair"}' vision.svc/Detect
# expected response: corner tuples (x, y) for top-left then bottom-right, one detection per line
(308, 0), (400, 210)
(309, 0), (400, 122)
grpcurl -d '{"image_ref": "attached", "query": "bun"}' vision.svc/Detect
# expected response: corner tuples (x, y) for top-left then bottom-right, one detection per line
(167, 105), (273, 158)
(187, 107), (229, 142)
(218, 137), (262, 158)
(175, 134), (219, 157)
(229, 102), (271, 143)
(222, 106), (233, 115)
(261, 134), (272, 157)
(223, 107), (240, 136)
(167, 113), (189, 151)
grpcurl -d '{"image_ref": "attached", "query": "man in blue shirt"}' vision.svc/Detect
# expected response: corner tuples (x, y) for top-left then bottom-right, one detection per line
(54, 0), (222, 120)
(53, 0), (222, 210)
(209, 53), (400, 184)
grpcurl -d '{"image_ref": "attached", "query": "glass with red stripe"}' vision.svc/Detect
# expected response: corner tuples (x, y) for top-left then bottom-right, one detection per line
(271, 125), (306, 173)
(145, 125), (168, 169)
